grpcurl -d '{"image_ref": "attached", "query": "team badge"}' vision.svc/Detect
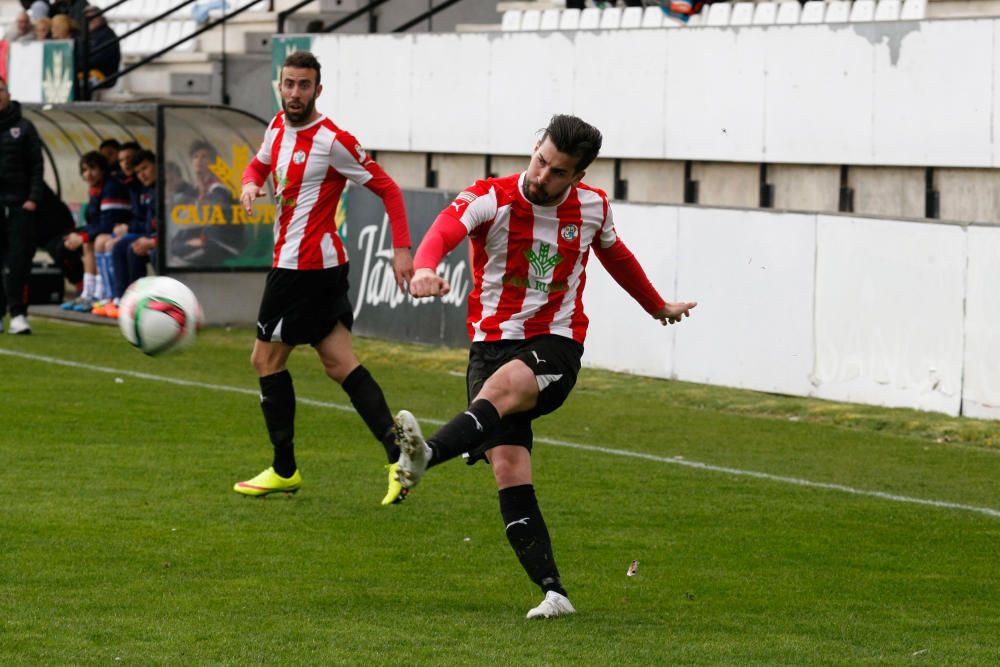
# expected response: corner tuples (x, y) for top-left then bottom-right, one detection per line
(9, 127), (20, 139)
(292, 150), (306, 165)
(561, 224), (579, 241)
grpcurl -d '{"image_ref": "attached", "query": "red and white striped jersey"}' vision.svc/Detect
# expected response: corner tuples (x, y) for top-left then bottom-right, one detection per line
(243, 112), (410, 270)
(439, 172), (618, 343)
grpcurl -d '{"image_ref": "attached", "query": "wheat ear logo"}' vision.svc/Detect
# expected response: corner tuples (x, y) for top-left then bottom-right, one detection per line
(525, 243), (563, 278)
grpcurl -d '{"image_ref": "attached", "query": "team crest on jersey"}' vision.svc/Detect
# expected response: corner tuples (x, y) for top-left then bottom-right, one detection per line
(560, 224), (579, 241)
(9, 127), (20, 139)
(293, 149), (306, 165)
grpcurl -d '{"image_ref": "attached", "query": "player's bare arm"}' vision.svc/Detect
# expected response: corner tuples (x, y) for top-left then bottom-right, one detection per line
(240, 182), (262, 215)
(654, 301), (697, 326)
(409, 267), (450, 298)
(392, 247), (414, 291)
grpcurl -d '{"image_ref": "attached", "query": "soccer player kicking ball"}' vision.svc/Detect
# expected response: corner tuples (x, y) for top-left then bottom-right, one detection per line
(234, 51), (415, 505)
(394, 114), (696, 619)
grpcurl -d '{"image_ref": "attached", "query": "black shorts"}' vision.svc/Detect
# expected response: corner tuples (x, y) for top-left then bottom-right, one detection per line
(464, 334), (584, 464)
(256, 265), (354, 346)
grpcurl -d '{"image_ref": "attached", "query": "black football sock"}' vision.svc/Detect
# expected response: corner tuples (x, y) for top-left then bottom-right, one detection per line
(426, 398), (501, 467)
(341, 365), (399, 463)
(260, 370), (297, 478)
(499, 484), (566, 596)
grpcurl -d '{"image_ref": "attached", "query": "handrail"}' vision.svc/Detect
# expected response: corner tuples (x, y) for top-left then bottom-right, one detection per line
(90, 0), (201, 61)
(89, 0), (270, 95)
(392, 0), (467, 32)
(278, 0), (390, 35)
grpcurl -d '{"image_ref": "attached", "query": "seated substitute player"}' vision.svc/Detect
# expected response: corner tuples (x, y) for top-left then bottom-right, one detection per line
(235, 50), (415, 503)
(110, 149), (158, 309)
(392, 114), (696, 619)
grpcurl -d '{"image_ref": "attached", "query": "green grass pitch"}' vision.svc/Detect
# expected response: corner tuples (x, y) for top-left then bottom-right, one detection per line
(1, 318), (998, 665)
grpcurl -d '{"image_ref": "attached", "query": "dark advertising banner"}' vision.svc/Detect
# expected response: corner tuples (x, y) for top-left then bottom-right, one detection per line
(344, 187), (470, 347)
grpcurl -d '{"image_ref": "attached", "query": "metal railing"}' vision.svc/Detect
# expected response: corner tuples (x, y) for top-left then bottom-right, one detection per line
(278, 0), (471, 35)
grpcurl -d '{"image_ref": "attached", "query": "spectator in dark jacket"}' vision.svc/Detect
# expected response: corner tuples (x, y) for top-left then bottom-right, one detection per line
(81, 5), (120, 85)
(0, 76), (44, 334)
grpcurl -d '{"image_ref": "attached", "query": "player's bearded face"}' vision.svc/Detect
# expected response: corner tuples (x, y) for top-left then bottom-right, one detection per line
(280, 67), (322, 125)
(524, 138), (583, 206)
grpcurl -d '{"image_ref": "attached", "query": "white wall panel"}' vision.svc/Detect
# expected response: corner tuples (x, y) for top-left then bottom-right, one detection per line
(763, 26), (873, 164)
(813, 216), (965, 414)
(582, 204), (678, 377)
(992, 19), (1000, 168)
(961, 226), (1000, 419)
(673, 207), (817, 394)
(665, 28), (766, 161)
(487, 32), (577, 156)
(329, 35), (413, 151)
(312, 38), (340, 121)
(573, 30), (668, 158)
(871, 20), (993, 167)
(410, 33), (492, 153)
(7, 42), (43, 102)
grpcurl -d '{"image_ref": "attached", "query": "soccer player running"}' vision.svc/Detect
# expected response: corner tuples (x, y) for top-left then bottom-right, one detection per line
(393, 115), (696, 618)
(234, 51), (414, 504)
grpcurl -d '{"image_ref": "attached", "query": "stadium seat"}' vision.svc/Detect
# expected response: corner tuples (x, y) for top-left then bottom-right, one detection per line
(599, 7), (622, 29)
(775, 1), (800, 24)
(849, 0), (876, 21)
(559, 8), (581, 29)
(500, 10), (521, 31)
(752, 2), (777, 24)
(729, 2), (754, 25)
(520, 9), (541, 31)
(579, 7), (601, 29)
(800, 0), (825, 22)
(539, 8), (560, 31)
(706, 2), (731, 25)
(641, 6), (664, 28)
(687, 12), (704, 26)
(900, 0), (927, 19)
(175, 20), (196, 52)
(621, 6), (643, 28)
(874, 0), (901, 20)
(824, 0), (850, 23)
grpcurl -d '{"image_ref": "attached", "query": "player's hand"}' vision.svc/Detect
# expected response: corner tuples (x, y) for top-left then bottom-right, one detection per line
(22, 200), (37, 212)
(132, 237), (155, 256)
(64, 232), (83, 251)
(392, 247), (414, 292)
(653, 301), (697, 326)
(240, 182), (263, 215)
(113, 223), (129, 238)
(409, 267), (450, 298)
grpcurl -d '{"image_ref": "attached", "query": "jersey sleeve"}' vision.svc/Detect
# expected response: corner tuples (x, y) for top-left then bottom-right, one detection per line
(440, 180), (498, 233)
(597, 197), (618, 249)
(243, 118), (276, 186)
(330, 131), (411, 248)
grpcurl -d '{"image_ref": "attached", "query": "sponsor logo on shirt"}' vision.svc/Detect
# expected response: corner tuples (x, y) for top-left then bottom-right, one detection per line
(501, 243), (567, 294)
(451, 190), (478, 213)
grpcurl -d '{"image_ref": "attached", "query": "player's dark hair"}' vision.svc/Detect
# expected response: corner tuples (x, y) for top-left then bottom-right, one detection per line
(99, 138), (121, 151)
(189, 139), (216, 159)
(130, 149), (156, 169)
(540, 114), (603, 172)
(120, 140), (142, 153)
(282, 50), (321, 87)
(79, 150), (109, 173)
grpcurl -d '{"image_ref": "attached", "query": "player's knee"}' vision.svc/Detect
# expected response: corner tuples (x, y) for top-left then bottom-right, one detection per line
(491, 456), (531, 488)
(250, 348), (280, 376)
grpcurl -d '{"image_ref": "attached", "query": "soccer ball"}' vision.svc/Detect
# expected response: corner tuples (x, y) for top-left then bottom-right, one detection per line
(118, 276), (203, 356)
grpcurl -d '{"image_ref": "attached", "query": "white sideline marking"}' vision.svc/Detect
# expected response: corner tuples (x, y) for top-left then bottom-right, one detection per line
(3, 347), (999, 520)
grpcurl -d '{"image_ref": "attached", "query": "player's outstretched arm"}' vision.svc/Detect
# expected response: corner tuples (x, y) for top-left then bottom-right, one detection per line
(393, 247), (414, 291)
(240, 182), (262, 216)
(653, 302), (697, 326)
(409, 267), (450, 298)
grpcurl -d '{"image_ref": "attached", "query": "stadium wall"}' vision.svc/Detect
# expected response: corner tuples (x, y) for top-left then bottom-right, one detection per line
(306, 19), (1000, 168)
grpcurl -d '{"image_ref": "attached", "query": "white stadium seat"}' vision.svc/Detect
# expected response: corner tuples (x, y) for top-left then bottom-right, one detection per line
(874, 0), (901, 20)
(687, 12), (703, 26)
(579, 7), (601, 29)
(824, 0), (851, 23)
(175, 20), (196, 52)
(800, 0), (825, 22)
(706, 2), (731, 25)
(621, 6), (643, 28)
(729, 2), (754, 25)
(775, 1), (800, 24)
(559, 8), (581, 29)
(599, 7), (622, 29)
(849, 0), (876, 21)
(500, 10), (521, 31)
(539, 8), (560, 31)
(641, 6), (664, 28)
(752, 2), (777, 25)
(519, 9), (541, 31)
(900, 0), (927, 19)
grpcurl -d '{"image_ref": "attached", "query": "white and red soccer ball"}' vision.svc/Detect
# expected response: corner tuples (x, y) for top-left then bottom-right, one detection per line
(118, 276), (203, 356)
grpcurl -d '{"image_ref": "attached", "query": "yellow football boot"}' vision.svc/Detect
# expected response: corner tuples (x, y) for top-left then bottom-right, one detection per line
(380, 462), (409, 506)
(233, 467), (302, 497)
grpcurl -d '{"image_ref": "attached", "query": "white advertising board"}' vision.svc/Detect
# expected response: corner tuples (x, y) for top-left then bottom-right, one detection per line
(961, 225), (1000, 419)
(813, 216), (966, 414)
